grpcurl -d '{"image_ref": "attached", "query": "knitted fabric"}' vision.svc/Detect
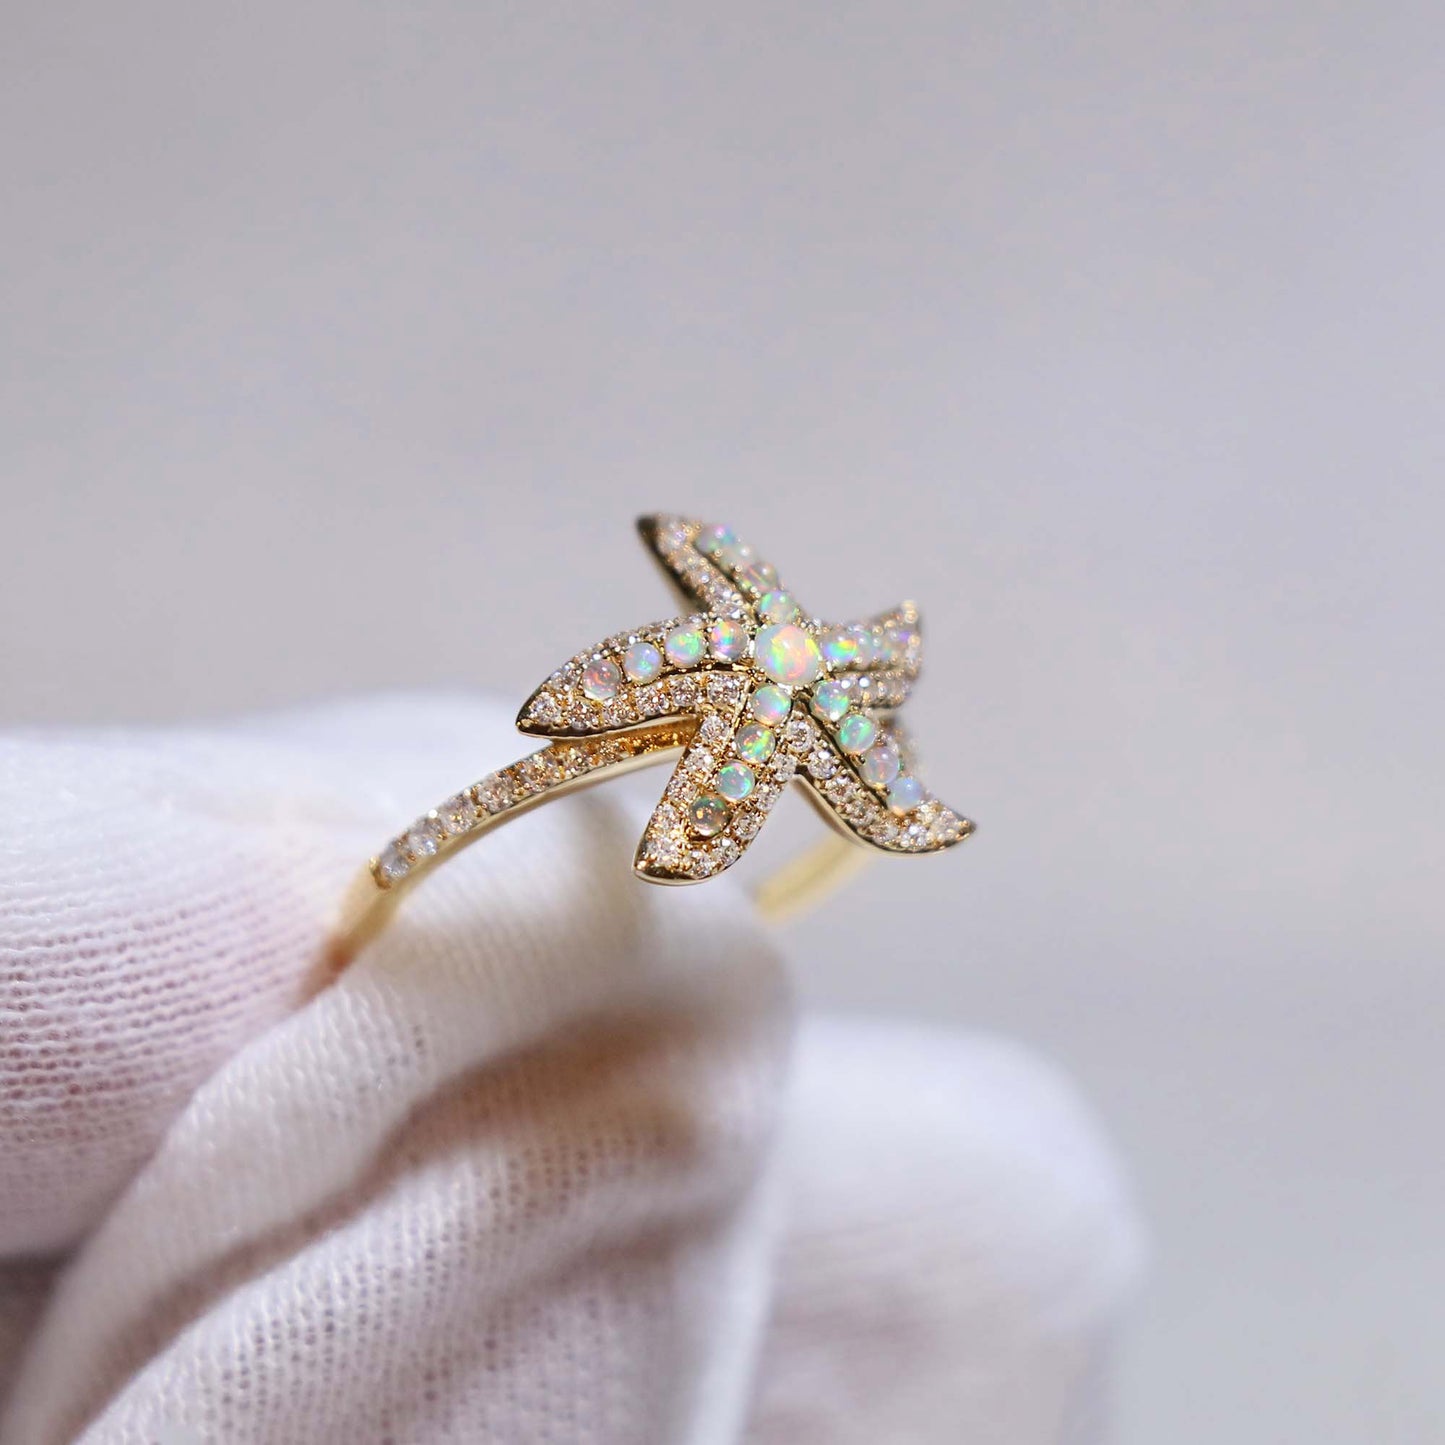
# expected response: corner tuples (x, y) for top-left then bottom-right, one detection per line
(0, 698), (1138, 1443)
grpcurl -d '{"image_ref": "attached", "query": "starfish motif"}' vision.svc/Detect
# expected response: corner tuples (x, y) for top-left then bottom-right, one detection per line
(516, 513), (973, 883)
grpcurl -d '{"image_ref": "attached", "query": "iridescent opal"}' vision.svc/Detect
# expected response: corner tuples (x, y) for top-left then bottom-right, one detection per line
(688, 792), (730, 837)
(695, 523), (737, 557)
(749, 684), (792, 725)
(708, 617), (750, 661)
(888, 776), (925, 813)
(581, 657), (622, 701)
(837, 713), (878, 755)
(860, 740), (901, 787)
(810, 679), (852, 723)
(623, 640), (663, 683)
(758, 589), (799, 623)
(821, 624), (874, 669)
(736, 559), (780, 595)
(755, 623), (822, 686)
(665, 625), (706, 667)
(735, 722), (777, 764)
(716, 761), (756, 801)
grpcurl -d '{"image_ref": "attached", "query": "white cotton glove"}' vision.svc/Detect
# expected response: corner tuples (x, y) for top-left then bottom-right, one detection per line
(0, 697), (1140, 1445)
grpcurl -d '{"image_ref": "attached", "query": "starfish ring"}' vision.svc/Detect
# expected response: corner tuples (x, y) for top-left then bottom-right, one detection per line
(331, 513), (973, 965)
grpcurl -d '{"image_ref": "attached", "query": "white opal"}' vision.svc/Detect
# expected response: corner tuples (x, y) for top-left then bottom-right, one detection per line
(860, 740), (901, 787)
(623, 640), (663, 682)
(709, 617), (750, 661)
(750, 684), (792, 725)
(755, 624), (822, 686)
(888, 776), (925, 813)
(581, 658), (622, 700)
(688, 792), (730, 837)
(665, 625), (706, 667)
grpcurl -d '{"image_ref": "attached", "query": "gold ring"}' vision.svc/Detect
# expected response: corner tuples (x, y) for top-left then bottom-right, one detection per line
(330, 513), (974, 967)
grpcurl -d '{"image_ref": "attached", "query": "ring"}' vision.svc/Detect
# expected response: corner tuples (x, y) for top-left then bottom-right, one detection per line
(330, 513), (974, 966)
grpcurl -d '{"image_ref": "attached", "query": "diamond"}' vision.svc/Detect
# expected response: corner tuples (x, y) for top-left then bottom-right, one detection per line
(735, 722), (777, 764)
(406, 816), (445, 858)
(437, 793), (479, 835)
(810, 679), (851, 723)
(581, 657), (622, 701)
(707, 674), (743, 705)
(783, 714), (814, 751)
(476, 776), (511, 813)
(837, 713), (878, 755)
(688, 792), (730, 837)
(732, 809), (763, 840)
(665, 625), (706, 667)
(755, 623), (823, 686)
(860, 741), (901, 787)
(377, 843), (409, 883)
(708, 617), (750, 661)
(717, 761), (756, 801)
(749, 684), (792, 725)
(623, 640), (663, 682)
(807, 750), (837, 779)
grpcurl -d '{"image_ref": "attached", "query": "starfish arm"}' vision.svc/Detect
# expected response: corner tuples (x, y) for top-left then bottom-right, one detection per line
(807, 601), (927, 711)
(637, 514), (794, 618)
(633, 689), (797, 882)
(779, 707), (974, 855)
(516, 614), (731, 737)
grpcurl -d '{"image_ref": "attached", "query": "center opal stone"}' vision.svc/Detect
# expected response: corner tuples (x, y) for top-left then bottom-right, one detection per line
(755, 623), (822, 687)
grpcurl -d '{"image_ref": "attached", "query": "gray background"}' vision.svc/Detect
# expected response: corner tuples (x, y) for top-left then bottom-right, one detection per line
(3, 4), (1441, 1441)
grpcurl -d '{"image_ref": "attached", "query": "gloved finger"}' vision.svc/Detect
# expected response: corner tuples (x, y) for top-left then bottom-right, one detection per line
(747, 1017), (1143, 1445)
(0, 694), (761, 1255)
(2, 725), (790, 1444)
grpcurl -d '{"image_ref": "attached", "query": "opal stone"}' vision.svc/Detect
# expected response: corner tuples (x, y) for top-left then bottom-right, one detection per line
(695, 523), (737, 557)
(665, 625), (706, 667)
(708, 617), (750, 661)
(735, 722), (777, 764)
(820, 628), (856, 668)
(888, 776), (925, 813)
(837, 713), (878, 755)
(757, 589), (799, 623)
(688, 792), (730, 837)
(749, 684), (792, 725)
(860, 740), (901, 788)
(581, 657), (622, 701)
(623, 640), (663, 683)
(736, 559), (779, 595)
(809, 679), (851, 723)
(821, 624), (874, 669)
(755, 623), (822, 686)
(716, 761), (756, 802)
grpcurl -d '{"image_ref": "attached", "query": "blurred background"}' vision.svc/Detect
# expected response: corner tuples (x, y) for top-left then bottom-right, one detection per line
(3, 3), (1441, 1440)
